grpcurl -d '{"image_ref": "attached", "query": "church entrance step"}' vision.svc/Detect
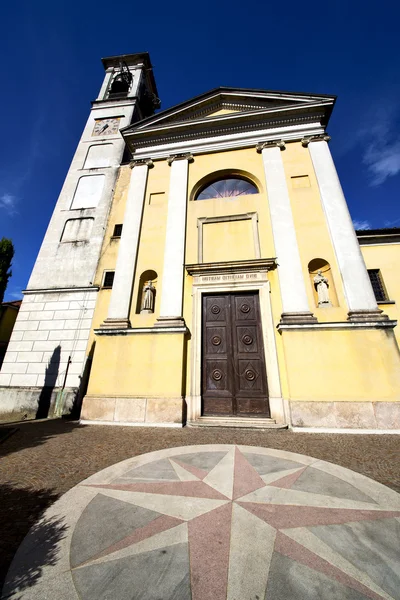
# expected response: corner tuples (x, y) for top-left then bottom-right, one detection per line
(187, 416), (288, 430)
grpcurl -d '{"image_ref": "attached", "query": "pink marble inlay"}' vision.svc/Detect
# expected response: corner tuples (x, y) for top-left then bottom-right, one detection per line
(269, 466), (307, 489)
(171, 459), (209, 480)
(88, 481), (228, 500)
(75, 514), (183, 567)
(232, 447), (266, 500)
(275, 531), (386, 600)
(239, 503), (400, 529)
(188, 502), (232, 600)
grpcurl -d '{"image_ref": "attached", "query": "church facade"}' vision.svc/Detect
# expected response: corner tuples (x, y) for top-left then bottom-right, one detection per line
(1, 53), (399, 431)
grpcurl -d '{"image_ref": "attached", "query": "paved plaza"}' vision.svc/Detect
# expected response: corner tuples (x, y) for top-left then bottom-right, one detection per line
(1, 421), (400, 598)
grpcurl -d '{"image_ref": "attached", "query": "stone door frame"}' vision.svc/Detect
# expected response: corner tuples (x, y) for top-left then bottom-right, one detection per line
(186, 264), (286, 424)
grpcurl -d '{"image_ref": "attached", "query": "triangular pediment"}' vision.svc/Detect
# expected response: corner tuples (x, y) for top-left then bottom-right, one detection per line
(122, 86), (335, 154)
(124, 87), (335, 133)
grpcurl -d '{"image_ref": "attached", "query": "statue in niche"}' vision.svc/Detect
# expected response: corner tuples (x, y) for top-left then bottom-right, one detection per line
(141, 280), (156, 313)
(313, 270), (331, 306)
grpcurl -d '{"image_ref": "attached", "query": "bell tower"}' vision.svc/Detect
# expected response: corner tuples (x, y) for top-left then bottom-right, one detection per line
(0, 53), (160, 420)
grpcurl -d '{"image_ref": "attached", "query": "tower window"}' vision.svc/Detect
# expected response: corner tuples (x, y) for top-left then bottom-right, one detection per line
(107, 61), (133, 99)
(195, 176), (258, 201)
(102, 271), (115, 288)
(113, 224), (123, 238)
(368, 269), (388, 302)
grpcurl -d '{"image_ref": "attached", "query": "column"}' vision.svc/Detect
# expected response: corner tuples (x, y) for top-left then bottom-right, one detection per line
(102, 159), (152, 329)
(305, 135), (386, 322)
(258, 141), (316, 324)
(156, 153), (193, 327)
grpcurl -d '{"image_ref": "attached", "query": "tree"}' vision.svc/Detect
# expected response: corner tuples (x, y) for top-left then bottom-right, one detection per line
(0, 238), (14, 303)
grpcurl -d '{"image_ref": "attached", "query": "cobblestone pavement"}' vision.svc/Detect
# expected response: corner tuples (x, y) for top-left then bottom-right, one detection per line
(0, 419), (399, 592)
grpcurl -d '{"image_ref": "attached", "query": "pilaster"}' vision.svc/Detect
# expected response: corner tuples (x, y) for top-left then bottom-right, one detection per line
(156, 153), (193, 327)
(101, 160), (153, 329)
(258, 140), (316, 324)
(305, 135), (388, 322)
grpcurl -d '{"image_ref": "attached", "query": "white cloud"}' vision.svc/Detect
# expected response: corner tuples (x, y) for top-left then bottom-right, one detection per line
(0, 193), (18, 216)
(363, 140), (400, 186)
(352, 219), (371, 230)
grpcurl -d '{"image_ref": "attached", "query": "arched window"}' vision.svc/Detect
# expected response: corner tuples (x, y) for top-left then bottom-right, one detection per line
(195, 176), (258, 201)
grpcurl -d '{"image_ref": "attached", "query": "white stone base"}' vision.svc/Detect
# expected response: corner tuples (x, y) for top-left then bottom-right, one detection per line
(81, 395), (185, 425)
(290, 400), (400, 430)
(0, 386), (78, 422)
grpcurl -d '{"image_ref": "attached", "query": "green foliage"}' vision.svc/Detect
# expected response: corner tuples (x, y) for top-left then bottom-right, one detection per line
(0, 238), (14, 303)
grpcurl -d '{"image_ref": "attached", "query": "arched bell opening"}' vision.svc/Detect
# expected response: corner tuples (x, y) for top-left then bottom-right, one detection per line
(135, 270), (158, 314)
(108, 62), (133, 99)
(308, 258), (338, 307)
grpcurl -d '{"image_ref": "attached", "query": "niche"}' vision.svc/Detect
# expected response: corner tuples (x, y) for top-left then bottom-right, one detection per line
(308, 258), (338, 307)
(136, 270), (158, 314)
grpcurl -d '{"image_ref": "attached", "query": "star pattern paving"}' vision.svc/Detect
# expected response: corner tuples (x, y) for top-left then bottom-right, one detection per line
(68, 446), (400, 600)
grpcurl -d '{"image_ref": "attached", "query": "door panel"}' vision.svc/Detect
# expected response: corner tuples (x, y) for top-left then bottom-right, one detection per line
(202, 292), (270, 417)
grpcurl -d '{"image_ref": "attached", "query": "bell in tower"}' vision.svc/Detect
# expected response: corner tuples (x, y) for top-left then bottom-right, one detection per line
(108, 61), (133, 99)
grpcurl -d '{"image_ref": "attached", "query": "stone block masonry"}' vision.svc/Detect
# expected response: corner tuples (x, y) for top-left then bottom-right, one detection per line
(0, 289), (97, 421)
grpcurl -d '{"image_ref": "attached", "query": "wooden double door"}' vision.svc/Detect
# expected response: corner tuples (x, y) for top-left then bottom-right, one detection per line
(202, 292), (270, 417)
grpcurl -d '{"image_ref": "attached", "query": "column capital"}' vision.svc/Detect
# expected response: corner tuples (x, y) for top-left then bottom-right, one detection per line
(167, 153), (194, 165)
(256, 140), (286, 153)
(301, 134), (331, 147)
(129, 158), (154, 169)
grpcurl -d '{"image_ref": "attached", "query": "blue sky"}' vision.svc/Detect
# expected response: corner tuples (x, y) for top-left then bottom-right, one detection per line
(1, 0), (399, 300)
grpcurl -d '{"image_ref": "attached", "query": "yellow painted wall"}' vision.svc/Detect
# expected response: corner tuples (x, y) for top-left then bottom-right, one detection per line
(282, 328), (400, 402)
(282, 142), (348, 321)
(202, 219), (255, 262)
(87, 333), (186, 398)
(361, 243), (400, 346)
(86, 142), (400, 410)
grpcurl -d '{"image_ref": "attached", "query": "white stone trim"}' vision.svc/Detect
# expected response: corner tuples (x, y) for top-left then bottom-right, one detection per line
(260, 146), (310, 315)
(107, 163), (150, 321)
(188, 273), (285, 424)
(133, 123), (325, 161)
(158, 158), (190, 319)
(308, 140), (378, 311)
(95, 326), (189, 335)
(79, 420), (183, 428)
(291, 427), (400, 434)
(278, 320), (397, 331)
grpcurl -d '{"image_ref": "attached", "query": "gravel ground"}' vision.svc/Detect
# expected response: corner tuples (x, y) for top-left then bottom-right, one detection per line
(0, 418), (399, 589)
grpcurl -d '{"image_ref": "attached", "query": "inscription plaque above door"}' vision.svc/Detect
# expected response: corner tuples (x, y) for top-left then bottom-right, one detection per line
(202, 292), (270, 417)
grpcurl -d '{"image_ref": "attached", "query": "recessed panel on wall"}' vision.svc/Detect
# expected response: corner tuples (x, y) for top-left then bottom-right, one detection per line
(70, 175), (105, 209)
(84, 144), (113, 169)
(61, 217), (94, 242)
(203, 220), (255, 262)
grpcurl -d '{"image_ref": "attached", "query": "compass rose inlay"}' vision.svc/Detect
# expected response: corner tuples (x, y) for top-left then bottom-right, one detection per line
(4, 445), (400, 600)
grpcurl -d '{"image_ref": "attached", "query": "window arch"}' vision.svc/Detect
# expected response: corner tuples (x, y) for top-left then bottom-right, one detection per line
(195, 175), (259, 201)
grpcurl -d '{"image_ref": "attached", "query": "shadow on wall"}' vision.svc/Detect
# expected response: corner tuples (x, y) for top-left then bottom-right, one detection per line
(36, 346), (61, 419)
(33, 342), (96, 422)
(70, 342), (96, 419)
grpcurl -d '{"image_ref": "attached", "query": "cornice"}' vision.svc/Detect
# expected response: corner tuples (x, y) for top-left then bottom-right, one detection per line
(131, 122), (325, 161)
(186, 258), (277, 276)
(127, 112), (326, 151)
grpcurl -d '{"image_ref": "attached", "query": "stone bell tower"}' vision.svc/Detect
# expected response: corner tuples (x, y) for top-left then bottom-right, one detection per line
(0, 53), (160, 421)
